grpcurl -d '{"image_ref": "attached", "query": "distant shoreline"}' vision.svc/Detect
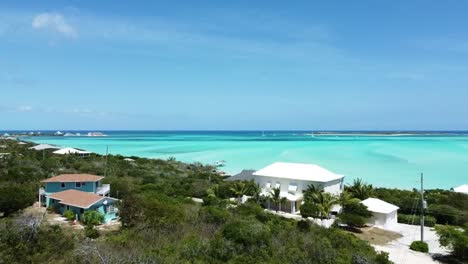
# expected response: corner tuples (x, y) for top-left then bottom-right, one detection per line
(3, 130), (468, 137)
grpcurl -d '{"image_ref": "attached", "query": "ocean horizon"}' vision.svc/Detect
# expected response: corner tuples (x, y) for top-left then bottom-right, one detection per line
(14, 130), (468, 190)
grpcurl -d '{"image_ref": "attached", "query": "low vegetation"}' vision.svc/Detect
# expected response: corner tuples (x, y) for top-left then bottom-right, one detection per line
(0, 139), (391, 263)
(409, 241), (429, 253)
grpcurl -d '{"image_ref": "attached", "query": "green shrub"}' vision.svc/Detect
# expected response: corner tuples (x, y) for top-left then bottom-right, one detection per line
(84, 224), (99, 239)
(222, 218), (271, 247)
(63, 210), (76, 221)
(297, 220), (311, 232)
(300, 202), (319, 218)
(398, 214), (436, 227)
(409, 241), (429, 253)
(435, 225), (468, 260)
(200, 206), (229, 224)
(339, 201), (372, 228)
(81, 211), (104, 226)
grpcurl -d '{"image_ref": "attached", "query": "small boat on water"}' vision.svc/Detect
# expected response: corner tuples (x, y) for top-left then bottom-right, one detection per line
(215, 160), (226, 167)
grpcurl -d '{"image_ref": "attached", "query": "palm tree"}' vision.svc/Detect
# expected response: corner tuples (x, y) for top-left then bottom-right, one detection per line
(269, 187), (282, 212)
(347, 178), (373, 200)
(304, 184), (324, 204)
(248, 180), (261, 203)
(279, 197), (287, 212)
(230, 181), (248, 203)
(339, 190), (361, 207)
(316, 192), (339, 219)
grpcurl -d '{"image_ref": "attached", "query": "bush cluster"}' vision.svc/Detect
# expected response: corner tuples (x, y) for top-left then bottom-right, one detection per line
(398, 214), (436, 227)
(63, 210), (76, 221)
(409, 241), (429, 253)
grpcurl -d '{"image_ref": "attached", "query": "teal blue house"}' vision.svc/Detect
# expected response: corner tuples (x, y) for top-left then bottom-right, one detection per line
(39, 174), (118, 223)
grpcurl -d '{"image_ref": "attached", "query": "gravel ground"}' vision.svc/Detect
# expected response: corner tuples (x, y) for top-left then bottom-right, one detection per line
(373, 223), (450, 264)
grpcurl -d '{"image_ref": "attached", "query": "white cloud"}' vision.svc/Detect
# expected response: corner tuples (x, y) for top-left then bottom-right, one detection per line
(32, 12), (77, 38)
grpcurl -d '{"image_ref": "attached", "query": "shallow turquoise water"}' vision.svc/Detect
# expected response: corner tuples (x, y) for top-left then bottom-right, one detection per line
(26, 131), (468, 189)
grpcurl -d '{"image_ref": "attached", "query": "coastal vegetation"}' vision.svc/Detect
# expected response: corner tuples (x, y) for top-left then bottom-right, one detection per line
(2, 139), (468, 262)
(0, 139), (391, 263)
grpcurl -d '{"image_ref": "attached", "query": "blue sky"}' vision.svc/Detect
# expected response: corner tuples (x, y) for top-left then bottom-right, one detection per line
(1, 0), (468, 130)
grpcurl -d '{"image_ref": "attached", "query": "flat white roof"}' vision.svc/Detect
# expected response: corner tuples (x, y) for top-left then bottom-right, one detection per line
(253, 162), (344, 182)
(361, 198), (399, 214)
(30, 144), (60, 150)
(453, 184), (468, 194)
(53, 147), (91, 155)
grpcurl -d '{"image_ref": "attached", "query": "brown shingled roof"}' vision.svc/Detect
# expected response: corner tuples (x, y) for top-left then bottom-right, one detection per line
(48, 189), (104, 209)
(42, 174), (104, 183)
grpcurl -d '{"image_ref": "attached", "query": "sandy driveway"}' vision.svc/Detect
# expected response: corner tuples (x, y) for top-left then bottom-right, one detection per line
(373, 224), (449, 264)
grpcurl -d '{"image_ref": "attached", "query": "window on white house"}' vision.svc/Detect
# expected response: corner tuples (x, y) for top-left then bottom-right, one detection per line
(275, 182), (281, 189)
(288, 184), (297, 192)
(266, 182), (271, 188)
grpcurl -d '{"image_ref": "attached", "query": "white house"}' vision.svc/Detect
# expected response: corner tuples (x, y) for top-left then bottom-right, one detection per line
(453, 184), (468, 194)
(361, 198), (399, 229)
(29, 144), (60, 151)
(53, 147), (91, 157)
(248, 162), (345, 214)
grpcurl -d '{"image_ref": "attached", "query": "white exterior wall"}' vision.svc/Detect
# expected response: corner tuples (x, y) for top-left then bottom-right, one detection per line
(367, 210), (398, 229)
(255, 176), (344, 197)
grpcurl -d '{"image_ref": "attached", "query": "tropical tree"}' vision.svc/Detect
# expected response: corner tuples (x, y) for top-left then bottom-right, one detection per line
(339, 190), (361, 207)
(435, 224), (468, 260)
(303, 184), (324, 204)
(347, 178), (374, 200)
(230, 181), (248, 203)
(248, 180), (261, 203)
(301, 185), (339, 219)
(316, 192), (339, 219)
(338, 199), (372, 228)
(269, 187), (282, 212)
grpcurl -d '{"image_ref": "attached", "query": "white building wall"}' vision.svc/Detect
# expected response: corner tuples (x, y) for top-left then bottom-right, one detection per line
(367, 210), (398, 229)
(254, 176), (344, 197)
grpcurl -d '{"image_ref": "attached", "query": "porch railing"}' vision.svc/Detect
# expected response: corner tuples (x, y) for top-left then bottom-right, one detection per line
(96, 184), (110, 196)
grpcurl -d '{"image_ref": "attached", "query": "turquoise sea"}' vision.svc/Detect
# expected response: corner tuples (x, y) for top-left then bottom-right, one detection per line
(23, 131), (468, 190)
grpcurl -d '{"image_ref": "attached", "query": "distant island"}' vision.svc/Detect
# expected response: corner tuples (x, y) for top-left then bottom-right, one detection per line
(2, 131), (107, 137)
(310, 131), (468, 136)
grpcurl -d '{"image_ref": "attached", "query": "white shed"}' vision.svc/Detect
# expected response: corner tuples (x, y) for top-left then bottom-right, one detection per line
(361, 198), (399, 229)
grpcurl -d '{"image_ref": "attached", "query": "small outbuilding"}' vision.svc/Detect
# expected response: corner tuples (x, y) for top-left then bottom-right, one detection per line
(361, 198), (399, 229)
(453, 184), (468, 194)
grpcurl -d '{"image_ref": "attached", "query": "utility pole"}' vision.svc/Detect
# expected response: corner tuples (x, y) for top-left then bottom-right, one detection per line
(420, 173), (425, 242)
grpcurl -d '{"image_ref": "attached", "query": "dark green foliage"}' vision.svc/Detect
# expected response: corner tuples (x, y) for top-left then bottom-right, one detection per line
(84, 224), (99, 239)
(0, 220), (75, 264)
(398, 214), (436, 227)
(63, 210), (76, 221)
(200, 206), (229, 224)
(0, 182), (37, 216)
(300, 200), (319, 218)
(81, 211), (104, 225)
(339, 200), (372, 228)
(297, 220), (311, 232)
(0, 140), (392, 264)
(409, 241), (429, 253)
(346, 178), (374, 200)
(435, 225), (468, 260)
(222, 218), (271, 247)
(374, 188), (468, 226)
